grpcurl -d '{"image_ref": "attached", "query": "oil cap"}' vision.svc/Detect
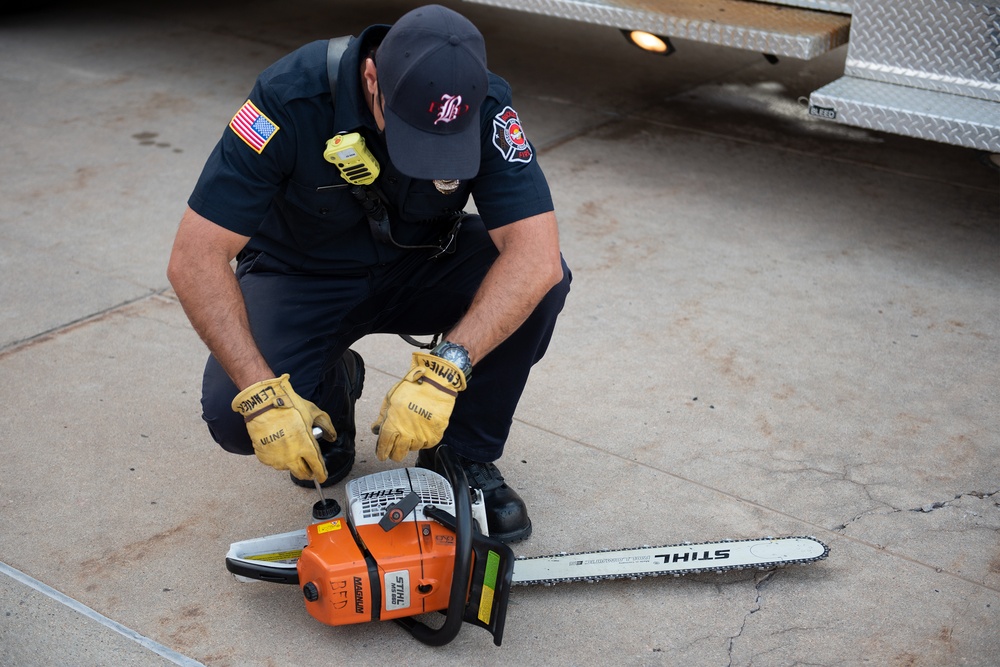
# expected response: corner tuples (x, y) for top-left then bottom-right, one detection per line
(312, 498), (341, 521)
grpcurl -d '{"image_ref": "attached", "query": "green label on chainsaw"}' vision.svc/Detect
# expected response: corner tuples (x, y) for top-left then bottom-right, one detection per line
(478, 551), (501, 624)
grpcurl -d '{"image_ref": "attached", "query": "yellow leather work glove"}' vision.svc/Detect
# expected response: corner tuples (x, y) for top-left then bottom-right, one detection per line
(231, 374), (336, 483)
(372, 352), (467, 462)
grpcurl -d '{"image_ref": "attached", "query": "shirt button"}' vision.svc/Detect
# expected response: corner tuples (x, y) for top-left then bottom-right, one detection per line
(319, 208), (329, 215)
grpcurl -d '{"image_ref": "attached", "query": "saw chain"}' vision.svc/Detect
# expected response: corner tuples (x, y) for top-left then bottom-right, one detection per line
(510, 536), (829, 586)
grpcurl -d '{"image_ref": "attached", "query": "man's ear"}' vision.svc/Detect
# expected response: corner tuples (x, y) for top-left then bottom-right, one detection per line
(363, 58), (378, 96)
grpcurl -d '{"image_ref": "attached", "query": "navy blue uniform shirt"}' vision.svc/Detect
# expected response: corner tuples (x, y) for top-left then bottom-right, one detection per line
(188, 25), (554, 273)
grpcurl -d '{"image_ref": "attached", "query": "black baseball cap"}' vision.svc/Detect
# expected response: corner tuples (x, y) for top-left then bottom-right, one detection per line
(377, 5), (488, 180)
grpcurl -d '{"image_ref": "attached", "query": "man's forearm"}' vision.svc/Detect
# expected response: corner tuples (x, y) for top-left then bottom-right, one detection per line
(446, 212), (563, 365)
(167, 208), (273, 391)
(174, 265), (273, 390)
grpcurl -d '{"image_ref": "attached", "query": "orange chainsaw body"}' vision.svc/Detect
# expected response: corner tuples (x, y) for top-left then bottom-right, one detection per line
(225, 462), (514, 646)
(298, 514), (460, 625)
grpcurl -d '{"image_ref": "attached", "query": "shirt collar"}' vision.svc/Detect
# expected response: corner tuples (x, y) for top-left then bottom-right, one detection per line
(333, 24), (390, 134)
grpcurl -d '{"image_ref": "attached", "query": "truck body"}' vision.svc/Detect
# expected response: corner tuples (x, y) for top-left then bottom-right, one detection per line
(463, 0), (1000, 152)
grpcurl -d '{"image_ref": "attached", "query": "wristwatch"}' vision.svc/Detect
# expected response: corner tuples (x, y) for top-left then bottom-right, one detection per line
(431, 341), (472, 380)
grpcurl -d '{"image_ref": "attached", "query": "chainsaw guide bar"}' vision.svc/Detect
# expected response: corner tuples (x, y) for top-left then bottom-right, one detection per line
(510, 536), (829, 586)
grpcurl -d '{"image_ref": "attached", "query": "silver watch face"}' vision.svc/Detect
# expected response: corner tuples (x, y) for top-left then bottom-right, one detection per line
(442, 347), (468, 365)
(436, 343), (471, 374)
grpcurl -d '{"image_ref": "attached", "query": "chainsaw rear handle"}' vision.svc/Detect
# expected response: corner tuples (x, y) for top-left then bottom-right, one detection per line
(394, 445), (473, 647)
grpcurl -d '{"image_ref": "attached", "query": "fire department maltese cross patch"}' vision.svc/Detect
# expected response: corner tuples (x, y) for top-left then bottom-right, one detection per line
(492, 106), (532, 163)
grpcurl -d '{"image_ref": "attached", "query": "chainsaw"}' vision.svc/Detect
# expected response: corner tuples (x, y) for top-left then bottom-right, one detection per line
(225, 447), (829, 647)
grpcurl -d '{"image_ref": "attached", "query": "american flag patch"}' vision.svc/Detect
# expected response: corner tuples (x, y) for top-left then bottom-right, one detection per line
(229, 100), (279, 153)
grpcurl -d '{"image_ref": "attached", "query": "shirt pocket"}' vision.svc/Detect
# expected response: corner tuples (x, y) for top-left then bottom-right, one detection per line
(282, 179), (362, 231)
(399, 180), (470, 223)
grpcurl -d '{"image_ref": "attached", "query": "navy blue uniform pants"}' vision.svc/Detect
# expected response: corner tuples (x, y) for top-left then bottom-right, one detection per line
(200, 215), (571, 463)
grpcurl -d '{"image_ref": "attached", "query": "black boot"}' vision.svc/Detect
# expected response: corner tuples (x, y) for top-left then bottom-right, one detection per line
(292, 349), (365, 488)
(416, 447), (532, 543)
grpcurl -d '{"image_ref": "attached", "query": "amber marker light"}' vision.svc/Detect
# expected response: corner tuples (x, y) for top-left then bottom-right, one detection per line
(622, 30), (676, 55)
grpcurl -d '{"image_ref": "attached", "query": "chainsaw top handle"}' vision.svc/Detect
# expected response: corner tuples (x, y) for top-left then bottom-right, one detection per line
(394, 445), (473, 647)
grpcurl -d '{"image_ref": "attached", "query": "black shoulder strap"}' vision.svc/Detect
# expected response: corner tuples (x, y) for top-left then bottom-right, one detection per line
(326, 36), (351, 108)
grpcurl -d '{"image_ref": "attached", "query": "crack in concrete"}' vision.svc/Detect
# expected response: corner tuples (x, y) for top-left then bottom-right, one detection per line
(834, 489), (1000, 531)
(726, 570), (777, 667)
(908, 489), (999, 514)
(766, 459), (900, 509)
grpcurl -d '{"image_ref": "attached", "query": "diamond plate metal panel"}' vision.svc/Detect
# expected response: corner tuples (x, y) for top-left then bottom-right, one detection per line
(463, 0), (851, 58)
(753, 0), (852, 14)
(810, 76), (1000, 151)
(845, 0), (1000, 101)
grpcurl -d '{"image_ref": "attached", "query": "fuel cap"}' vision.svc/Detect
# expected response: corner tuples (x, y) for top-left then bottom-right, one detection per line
(312, 498), (341, 521)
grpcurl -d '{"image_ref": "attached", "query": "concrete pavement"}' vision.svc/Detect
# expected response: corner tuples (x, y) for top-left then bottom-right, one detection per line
(1, 0), (997, 665)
